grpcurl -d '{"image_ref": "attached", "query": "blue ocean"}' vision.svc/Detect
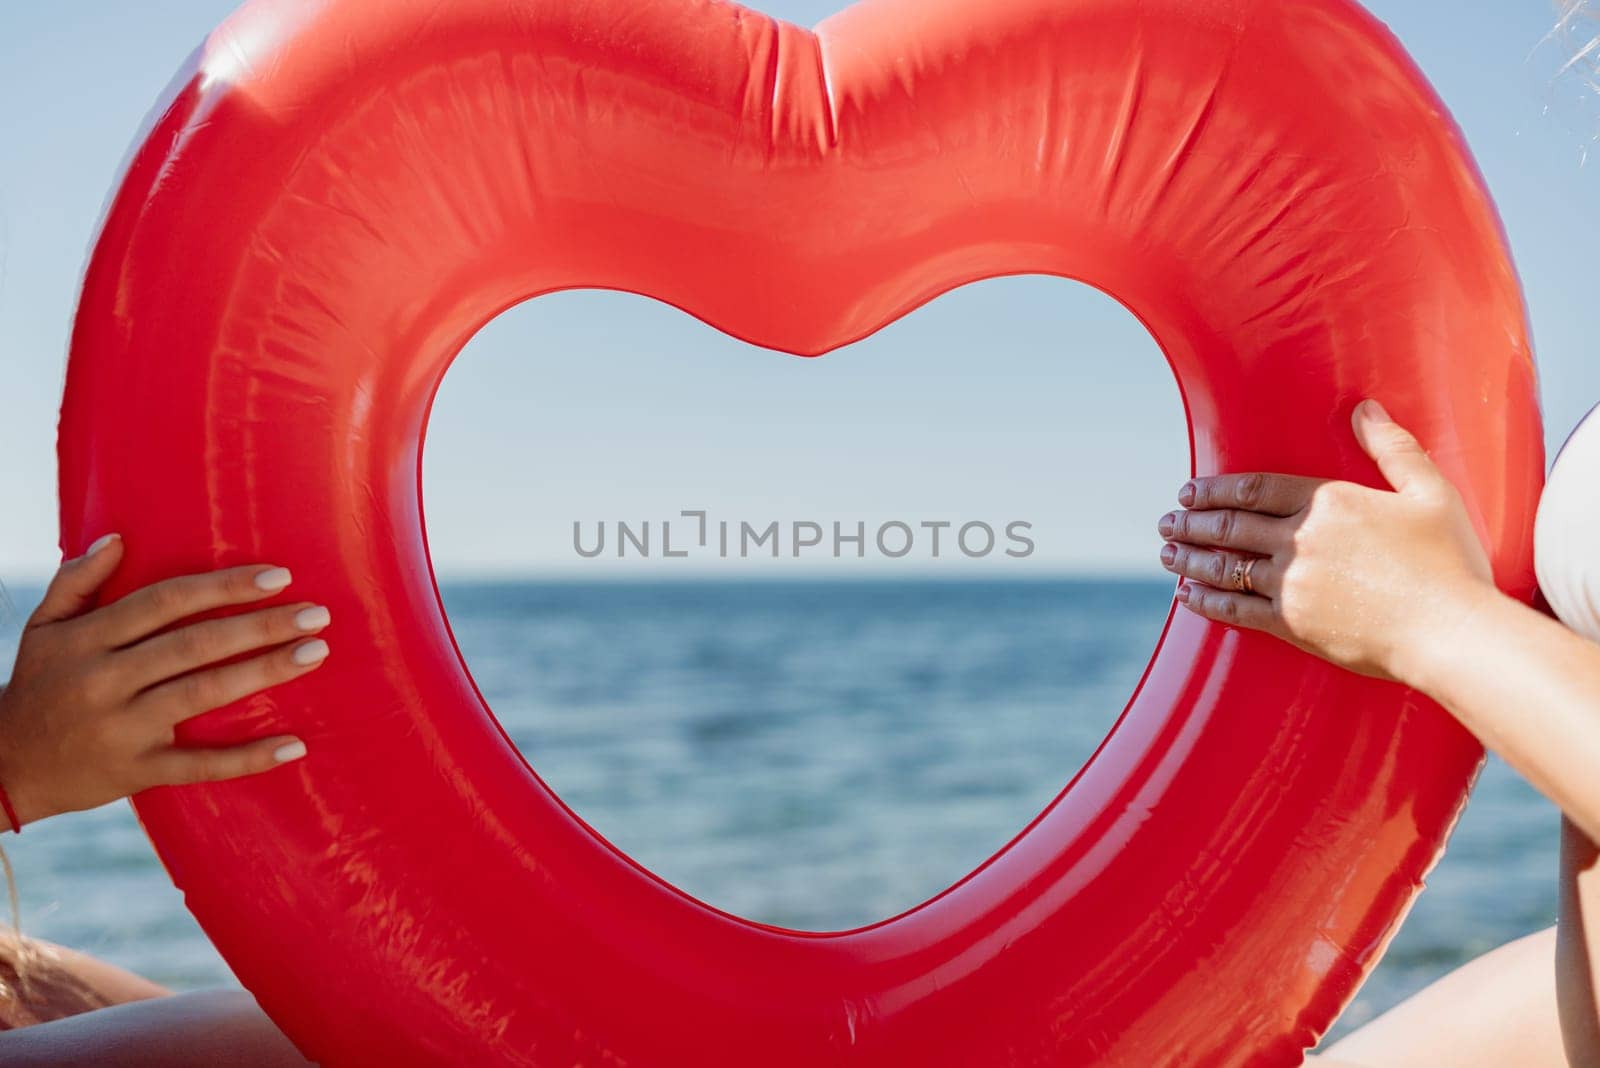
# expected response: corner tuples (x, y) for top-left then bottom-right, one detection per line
(0, 577), (1560, 1043)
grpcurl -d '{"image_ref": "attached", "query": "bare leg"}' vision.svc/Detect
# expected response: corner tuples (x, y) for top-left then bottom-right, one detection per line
(0, 989), (310, 1067)
(1310, 927), (1566, 1068)
(0, 935), (307, 1066)
(1559, 818), (1600, 1065)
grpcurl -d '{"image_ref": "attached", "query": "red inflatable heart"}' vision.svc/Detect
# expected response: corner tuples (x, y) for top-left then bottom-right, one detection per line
(60, 0), (1542, 1063)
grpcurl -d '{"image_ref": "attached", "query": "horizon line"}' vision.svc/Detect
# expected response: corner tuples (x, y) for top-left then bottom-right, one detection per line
(0, 565), (1171, 589)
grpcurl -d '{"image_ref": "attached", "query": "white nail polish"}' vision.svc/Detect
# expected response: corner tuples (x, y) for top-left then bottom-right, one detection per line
(291, 639), (329, 667)
(273, 740), (308, 763)
(1357, 399), (1390, 424)
(254, 567), (292, 592)
(294, 606), (331, 632)
(85, 533), (120, 557)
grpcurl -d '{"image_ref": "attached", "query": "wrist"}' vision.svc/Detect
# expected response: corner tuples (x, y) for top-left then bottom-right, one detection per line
(1387, 580), (1510, 697)
(0, 777), (22, 834)
(0, 688), (43, 831)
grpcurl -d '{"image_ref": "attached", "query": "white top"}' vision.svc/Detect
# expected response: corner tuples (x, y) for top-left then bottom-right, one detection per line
(1535, 403), (1600, 642)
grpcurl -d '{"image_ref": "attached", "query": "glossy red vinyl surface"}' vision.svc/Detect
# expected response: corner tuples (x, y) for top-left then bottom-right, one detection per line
(58, 0), (1543, 1063)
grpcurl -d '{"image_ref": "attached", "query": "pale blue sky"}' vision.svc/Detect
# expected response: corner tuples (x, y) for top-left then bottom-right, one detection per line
(2, 2), (1597, 580)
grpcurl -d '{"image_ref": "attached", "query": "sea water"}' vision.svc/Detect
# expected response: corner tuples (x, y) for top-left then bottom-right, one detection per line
(0, 578), (1559, 1040)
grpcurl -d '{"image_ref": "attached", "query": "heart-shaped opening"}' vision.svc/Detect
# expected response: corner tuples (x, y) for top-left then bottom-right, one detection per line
(421, 274), (1186, 930)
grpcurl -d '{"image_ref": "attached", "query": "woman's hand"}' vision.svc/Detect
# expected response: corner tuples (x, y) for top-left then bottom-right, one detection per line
(1157, 400), (1500, 684)
(0, 534), (328, 829)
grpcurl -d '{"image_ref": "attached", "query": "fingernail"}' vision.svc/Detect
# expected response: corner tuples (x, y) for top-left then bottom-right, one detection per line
(1160, 543), (1178, 567)
(294, 606), (331, 632)
(1176, 584), (1192, 604)
(1178, 482), (1196, 507)
(254, 567), (292, 592)
(273, 740), (308, 764)
(1158, 512), (1177, 537)
(291, 639), (329, 667)
(1358, 399), (1391, 424)
(85, 533), (120, 557)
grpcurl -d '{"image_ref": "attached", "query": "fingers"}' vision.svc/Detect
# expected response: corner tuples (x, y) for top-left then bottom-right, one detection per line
(94, 565), (296, 649)
(134, 638), (330, 726)
(28, 533), (124, 628)
(1351, 400), (1441, 494)
(1157, 507), (1283, 554)
(1161, 543), (1279, 598)
(147, 734), (307, 788)
(118, 603), (331, 690)
(1179, 472), (1321, 517)
(1175, 582), (1280, 633)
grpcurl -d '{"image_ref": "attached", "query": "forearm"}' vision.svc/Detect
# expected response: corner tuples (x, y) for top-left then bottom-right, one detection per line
(1398, 591), (1600, 1057)
(1401, 587), (1600, 843)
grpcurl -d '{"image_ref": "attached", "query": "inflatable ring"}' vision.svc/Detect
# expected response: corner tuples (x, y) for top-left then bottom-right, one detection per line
(60, 0), (1543, 1063)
